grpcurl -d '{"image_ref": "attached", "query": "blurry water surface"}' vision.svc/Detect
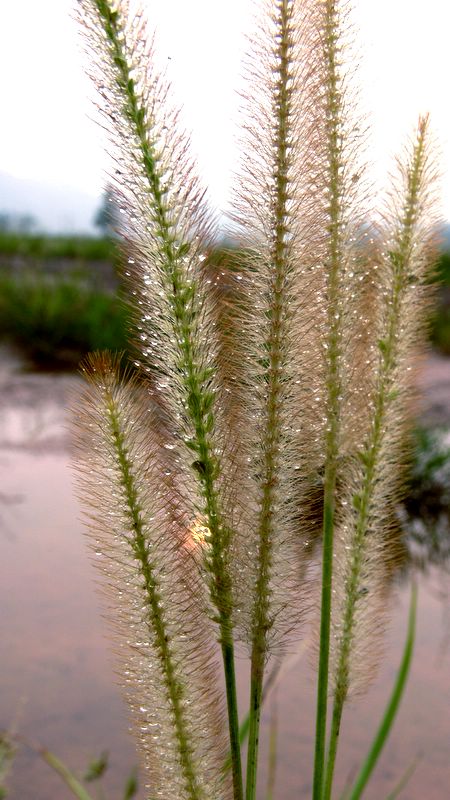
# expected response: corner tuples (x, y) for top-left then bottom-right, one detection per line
(1, 347), (449, 799)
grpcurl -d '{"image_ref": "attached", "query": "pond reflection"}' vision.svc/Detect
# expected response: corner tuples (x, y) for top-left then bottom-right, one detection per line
(1, 348), (449, 799)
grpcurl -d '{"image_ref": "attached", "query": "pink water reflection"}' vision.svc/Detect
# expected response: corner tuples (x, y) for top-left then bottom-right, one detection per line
(0, 354), (449, 799)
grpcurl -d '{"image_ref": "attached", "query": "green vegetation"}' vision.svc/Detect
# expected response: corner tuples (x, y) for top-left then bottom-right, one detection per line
(0, 271), (129, 367)
(0, 733), (14, 799)
(435, 250), (450, 285)
(0, 264), (446, 371)
(428, 251), (450, 353)
(0, 732), (138, 800)
(0, 232), (115, 262)
(429, 303), (450, 355)
(0, 241), (449, 368)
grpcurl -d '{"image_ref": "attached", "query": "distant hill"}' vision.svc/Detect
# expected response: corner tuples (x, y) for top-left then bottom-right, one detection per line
(0, 172), (101, 235)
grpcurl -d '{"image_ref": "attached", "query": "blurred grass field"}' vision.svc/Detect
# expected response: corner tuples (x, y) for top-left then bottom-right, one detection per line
(0, 232), (116, 262)
(0, 232), (449, 368)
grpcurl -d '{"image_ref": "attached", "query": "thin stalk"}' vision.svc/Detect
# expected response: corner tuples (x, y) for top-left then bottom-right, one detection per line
(89, 4), (243, 796)
(385, 757), (420, 800)
(224, 658), (285, 776)
(313, 483), (337, 800)
(322, 689), (344, 800)
(2, 733), (96, 800)
(322, 119), (428, 800)
(266, 691), (279, 800)
(245, 1), (294, 797)
(246, 661), (265, 800)
(200, 465), (243, 799)
(313, 1), (345, 795)
(221, 634), (244, 800)
(36, 750), (95, 800)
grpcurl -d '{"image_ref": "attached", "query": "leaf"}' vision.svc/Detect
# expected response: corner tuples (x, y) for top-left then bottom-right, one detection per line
(123, 766), (139, 799)
(83, 751), (109, 782)
(345, 584), (417, 800)
(385, 755), (421, 800)
(40, 750), (95, 800)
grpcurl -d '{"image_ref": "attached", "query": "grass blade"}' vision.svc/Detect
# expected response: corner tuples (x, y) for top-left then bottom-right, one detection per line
(346, 584), (417, 800)
(385, 755), (421, 800)
(123, 766), (139, 799)
(39, 750), (95, 800)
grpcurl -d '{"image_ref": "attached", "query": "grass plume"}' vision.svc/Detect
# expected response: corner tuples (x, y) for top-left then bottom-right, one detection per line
(322, 117), (439, 800)
(77, 1), (244, 793)
(72, 2), (439, 799)
(230, 1), (336, 793)
(308, 1), (370, 793)
(72, 353), (231, 800)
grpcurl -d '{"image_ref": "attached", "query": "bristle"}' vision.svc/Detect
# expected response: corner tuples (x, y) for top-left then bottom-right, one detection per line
(71, 354), (232, 800)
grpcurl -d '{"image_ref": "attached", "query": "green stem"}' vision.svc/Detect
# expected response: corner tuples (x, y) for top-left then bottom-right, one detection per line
(222, 634), (244, 800)
(203, 479), (243, 800)
(313, 491), (336, 800)
(246, 651), (264, 800)
(385, 756), (420, 800)
(223, 660), (283, 775)
(266, 691), (278, 800)
(322, 693), (344, 800)
(39, 750), (96, 800)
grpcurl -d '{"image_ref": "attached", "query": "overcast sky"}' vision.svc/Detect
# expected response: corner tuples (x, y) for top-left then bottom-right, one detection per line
(1, 0), (449, 217)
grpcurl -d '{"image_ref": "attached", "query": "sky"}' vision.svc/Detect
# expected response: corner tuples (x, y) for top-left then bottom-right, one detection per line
(1, 0), (450, 219)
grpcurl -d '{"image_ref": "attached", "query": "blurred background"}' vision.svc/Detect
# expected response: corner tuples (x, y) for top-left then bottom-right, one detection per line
(1, 1), (450, 798)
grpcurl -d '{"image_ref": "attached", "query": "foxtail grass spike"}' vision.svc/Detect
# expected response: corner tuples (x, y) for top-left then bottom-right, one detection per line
(230, 1), (329, 793)
(77, 5), (244, 794)
(323, 117), (439, 798)
(232, 0), (327, 654)
(77, 0), (236, 636)
(311, 2), (370, 796)
(71, 2), (440, 800)
(76, 0), (215, 411)
(72, 354), (232, 800)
